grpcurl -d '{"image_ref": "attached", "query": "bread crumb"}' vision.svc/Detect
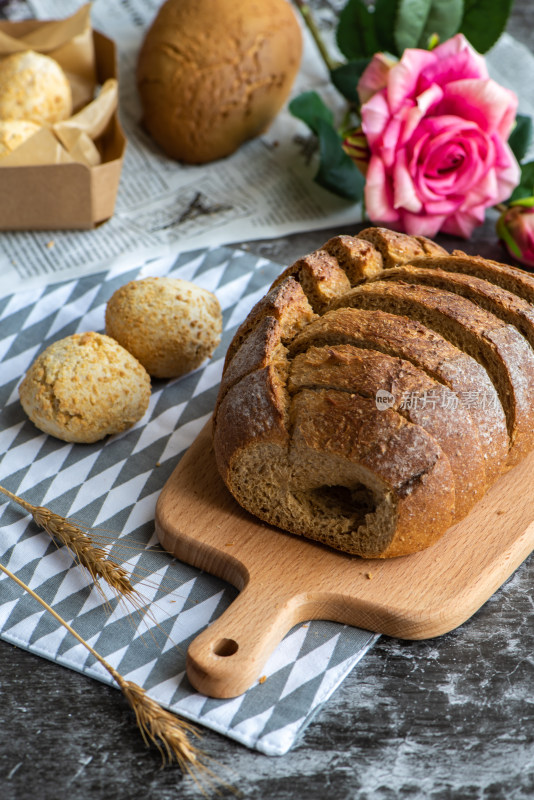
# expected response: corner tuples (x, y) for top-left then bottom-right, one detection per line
(225, 541), (235, 547)
(46, 240), (55, 249)
(155, 461), (161, 467)
(366, 572), (374, 580)
(258, 675), (267, 684)
(496, 509), (506, 515)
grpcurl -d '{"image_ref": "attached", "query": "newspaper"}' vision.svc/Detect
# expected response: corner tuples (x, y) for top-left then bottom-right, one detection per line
(0, 0), (533, 296)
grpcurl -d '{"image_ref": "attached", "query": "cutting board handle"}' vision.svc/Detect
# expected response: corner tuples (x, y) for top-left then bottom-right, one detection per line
(186, 576), (313, 698)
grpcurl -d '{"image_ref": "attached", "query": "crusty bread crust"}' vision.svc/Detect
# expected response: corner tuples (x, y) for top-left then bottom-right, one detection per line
(213, 228), (534, 557)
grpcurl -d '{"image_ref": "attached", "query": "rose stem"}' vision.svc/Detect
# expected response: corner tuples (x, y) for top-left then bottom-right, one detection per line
(292, 0), (338, 73)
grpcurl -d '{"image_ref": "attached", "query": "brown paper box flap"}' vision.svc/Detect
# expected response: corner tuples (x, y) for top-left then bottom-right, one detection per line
(1, 128), (75, 166)
(54, 78), (119, 153)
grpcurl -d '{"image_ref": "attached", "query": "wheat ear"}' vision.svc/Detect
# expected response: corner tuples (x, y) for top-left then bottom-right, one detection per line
(0, 562), (220, 786)
(0, 485), (137, 602)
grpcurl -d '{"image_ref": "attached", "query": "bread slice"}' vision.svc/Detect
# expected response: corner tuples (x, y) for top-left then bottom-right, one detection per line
(332, 281), (534, 466)
(409, 252), (534, 306)
(322, 234), (383, 284)
(357, 226), (447, 267)
(289, 344), (487, 519)
(270, 250), (351, 312)
(379, 265), (534, 351)
(224, 276), (315, 368)
(214, 363), (290, 476)
(289, 307), (508, 483)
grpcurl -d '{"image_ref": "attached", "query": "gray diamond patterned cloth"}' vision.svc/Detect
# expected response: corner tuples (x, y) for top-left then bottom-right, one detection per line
(0, 246), (378, 756)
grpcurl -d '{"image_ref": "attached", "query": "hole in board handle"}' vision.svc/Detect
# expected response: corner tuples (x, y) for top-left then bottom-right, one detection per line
(213, 638), (239, 657)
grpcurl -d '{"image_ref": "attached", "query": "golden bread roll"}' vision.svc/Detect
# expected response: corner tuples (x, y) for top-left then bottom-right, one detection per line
(0, 119), (41, 157)
(0, 50), (72, 125)
(105, 277), (222, 378)
(19, 332), (151, 443)
(136, 0), (302, 163)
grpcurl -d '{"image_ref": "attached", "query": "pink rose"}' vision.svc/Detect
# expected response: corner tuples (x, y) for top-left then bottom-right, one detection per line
(496, 202), (534, 269)
(357, 34), (521, 238)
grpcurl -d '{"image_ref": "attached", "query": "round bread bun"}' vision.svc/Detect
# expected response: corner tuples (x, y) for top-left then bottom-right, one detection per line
(136, 0), (302, 163)
(19, 332), (151, 443)
(0, 119), (41, 158)
(105, 277), (222, 379)
(0, 50), (72, 125)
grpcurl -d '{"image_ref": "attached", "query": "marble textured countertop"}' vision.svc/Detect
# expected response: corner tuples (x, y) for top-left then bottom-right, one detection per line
(1, 2), (533, 798)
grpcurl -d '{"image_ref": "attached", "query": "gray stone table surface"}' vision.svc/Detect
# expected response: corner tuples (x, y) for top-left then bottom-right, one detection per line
(1, 2), (533, 799)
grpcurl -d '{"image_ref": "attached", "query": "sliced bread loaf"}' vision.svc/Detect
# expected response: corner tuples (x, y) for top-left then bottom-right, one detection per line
(214, 232), (534, 558)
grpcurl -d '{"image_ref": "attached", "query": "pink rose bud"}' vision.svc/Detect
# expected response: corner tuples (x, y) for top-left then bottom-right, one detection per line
(357, 34), (521, 238)
(342, 126), (370, 175)
(496, 201), (534, 269)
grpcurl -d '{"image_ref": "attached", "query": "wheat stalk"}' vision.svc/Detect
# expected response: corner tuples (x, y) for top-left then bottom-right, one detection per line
(0, 485), (137, 603)
(0, 562), (225, 790)
(0, 487), (197, 666)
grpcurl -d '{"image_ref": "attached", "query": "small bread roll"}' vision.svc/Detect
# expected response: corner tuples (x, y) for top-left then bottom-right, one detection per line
(0, 119), (41, 157)
(136, 0), (302, 163)
(19, 332), (151, 443)
(105, 277), (222, 378)
(0, 51), (72, 125)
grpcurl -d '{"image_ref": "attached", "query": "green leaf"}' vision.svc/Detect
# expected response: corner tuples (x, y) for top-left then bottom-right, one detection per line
(373, 0), (400, 54)
(394, 0), (432, 52)
(330, 59), (371, 104)
(289, 94), (364, 201)
(336, 0), (380, 59)
(508, 115), (533, 164)
(509, 161), (534, 203)
(459, 0), (513, 53)
(417, 0), (464, 49)
(289, 91), (334, 136)
(315, 119), (365, 201)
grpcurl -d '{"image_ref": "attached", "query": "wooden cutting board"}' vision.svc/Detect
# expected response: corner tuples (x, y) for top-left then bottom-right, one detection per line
(155, 421), (534, 699)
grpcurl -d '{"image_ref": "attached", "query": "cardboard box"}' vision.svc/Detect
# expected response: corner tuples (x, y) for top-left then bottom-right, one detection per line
(0, 29), (126, 230)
